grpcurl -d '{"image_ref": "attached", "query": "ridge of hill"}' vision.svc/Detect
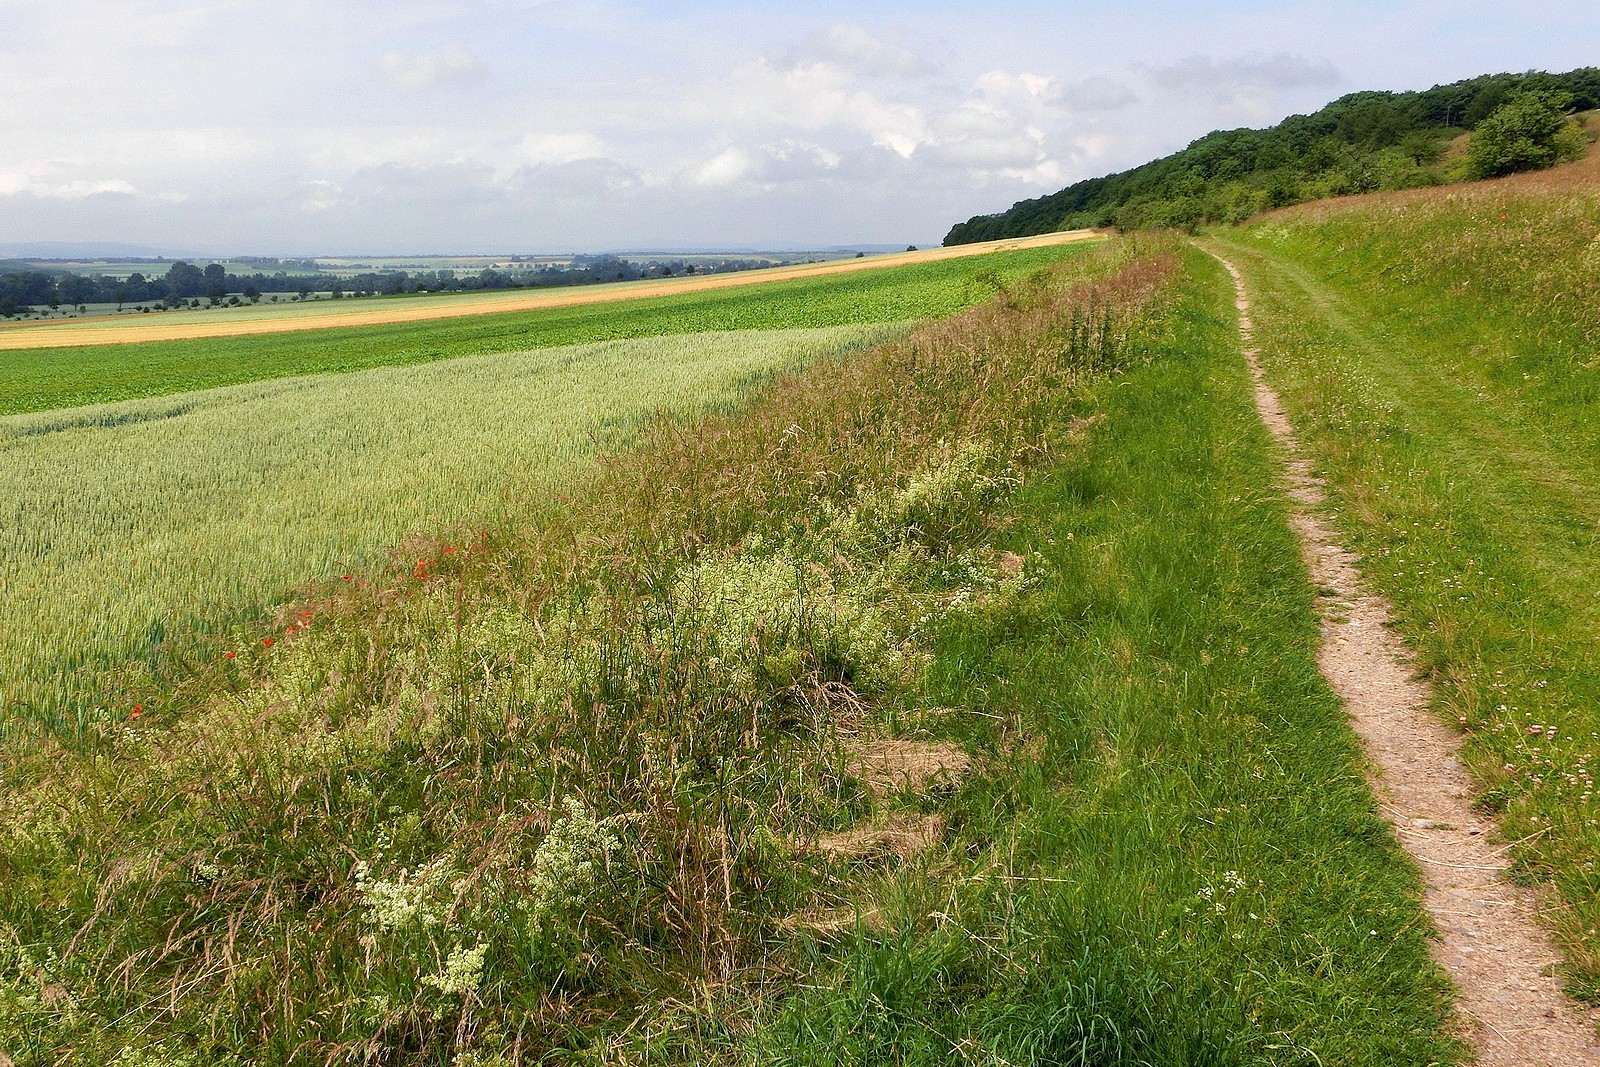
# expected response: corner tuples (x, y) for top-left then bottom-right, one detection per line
(944, 67), (1600, 243)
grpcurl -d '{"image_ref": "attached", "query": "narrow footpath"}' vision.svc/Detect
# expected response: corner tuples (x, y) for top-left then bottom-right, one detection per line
(1212, 252), (1600, 1065)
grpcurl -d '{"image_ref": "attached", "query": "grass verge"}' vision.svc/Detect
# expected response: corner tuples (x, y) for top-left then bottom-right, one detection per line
(735, 243), (1459, 1066)
(1210, 155), (1600, 997)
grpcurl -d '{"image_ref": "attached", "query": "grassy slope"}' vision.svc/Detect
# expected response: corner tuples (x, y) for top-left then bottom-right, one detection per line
(743, 245), (1457, 1066)
(1210, 151), (1600, 996)
(0, 245), (1074, 416)
(0, 241), (1460, 1064)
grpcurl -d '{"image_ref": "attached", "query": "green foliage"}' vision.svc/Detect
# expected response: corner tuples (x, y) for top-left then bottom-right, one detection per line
(1466, 89), (1589, 178)
(945, 67), (1599, 243)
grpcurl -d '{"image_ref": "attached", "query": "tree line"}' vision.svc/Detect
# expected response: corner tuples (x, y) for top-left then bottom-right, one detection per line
(944, 67), (1600, 244)
(0, 255), (782, 318)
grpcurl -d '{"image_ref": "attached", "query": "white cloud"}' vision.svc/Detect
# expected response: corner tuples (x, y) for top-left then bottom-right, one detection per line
(300, 180), (342, 212)
(6, 3), (1574, 251)
(682, 147), (758, 189)
(0, 159), (142, 200)
(707, 56), (931, 158)
(764, 139), (842, 174)
(1060, 75), (1139, 113)
(974, 70), (1063, 109)
(674, 139), (846, 192)
(509, 131), (609, 167)
(381, 43), (488, 89)
(1147, 53), (1340, 112)
(903, 69), (1081, 187)
(47, 179), (140, 199)
(785, 22), (932, 79)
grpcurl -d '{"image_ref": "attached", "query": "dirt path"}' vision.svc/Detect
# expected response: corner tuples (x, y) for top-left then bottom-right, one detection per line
(1212, 252), (1600, 1064)
(0, 230), (1102, 352)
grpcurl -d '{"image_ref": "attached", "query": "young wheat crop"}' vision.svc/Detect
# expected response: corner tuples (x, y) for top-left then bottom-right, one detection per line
(0, 324), (890, 731)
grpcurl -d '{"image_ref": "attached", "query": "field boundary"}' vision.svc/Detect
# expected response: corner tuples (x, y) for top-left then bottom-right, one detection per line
(0, 230), (1102, 351)
(1211, 248), (1600, 1065)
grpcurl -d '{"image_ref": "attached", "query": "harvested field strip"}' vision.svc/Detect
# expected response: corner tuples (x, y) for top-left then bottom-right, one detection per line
(0, 240), (1091, 417)
(0, 231), (1101, 351)
(0, 325), (885, 732)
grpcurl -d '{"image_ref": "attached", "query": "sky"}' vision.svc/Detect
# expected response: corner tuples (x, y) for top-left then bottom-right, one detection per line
(2, 0), (1596, 255)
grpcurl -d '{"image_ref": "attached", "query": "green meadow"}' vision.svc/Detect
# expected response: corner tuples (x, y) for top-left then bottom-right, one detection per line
(1212, 154), (1600, 996)
(0, 244), (1076, 416)
(0, 236), (1468, 1065)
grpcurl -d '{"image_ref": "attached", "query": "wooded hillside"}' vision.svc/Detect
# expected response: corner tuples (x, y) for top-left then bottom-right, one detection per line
(944, 68), (1600, 243)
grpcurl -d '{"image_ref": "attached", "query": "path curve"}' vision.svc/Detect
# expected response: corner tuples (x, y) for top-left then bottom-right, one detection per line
(1212, 250), (1600, 1065)
(0, 230), (1103, 352)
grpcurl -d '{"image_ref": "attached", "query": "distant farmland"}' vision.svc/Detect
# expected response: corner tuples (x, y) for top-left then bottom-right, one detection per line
(0, 230), (1098, 351)
(0, 239), (1092, 730)
(0, 239), (1091, 415)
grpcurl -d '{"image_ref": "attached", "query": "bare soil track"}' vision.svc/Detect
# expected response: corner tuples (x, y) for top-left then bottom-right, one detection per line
(1212, 251), (1600, 1065)
(0, 230), (1102, 352)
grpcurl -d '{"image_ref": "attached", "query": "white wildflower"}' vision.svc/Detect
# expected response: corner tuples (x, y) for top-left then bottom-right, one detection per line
(424, 942), (488, 997)
(355, 855), (455, 930)
(527, 797), (620, 920)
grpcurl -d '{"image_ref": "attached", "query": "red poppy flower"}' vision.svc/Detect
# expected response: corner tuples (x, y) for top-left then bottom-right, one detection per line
(224, 651), (235, 660)
(262, 637), (275, 647)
